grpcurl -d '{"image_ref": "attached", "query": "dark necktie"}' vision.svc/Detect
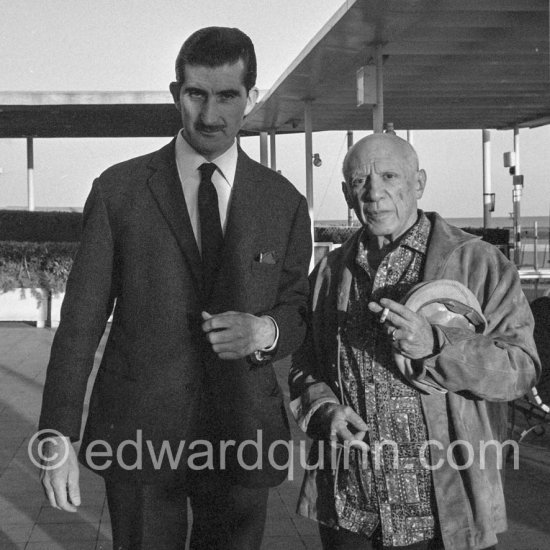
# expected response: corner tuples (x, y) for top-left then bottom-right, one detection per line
(198, 162), (224, 298)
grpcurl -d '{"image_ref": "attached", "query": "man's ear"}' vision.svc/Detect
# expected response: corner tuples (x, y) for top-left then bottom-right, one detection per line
(169, 82), (181, 111)
(341, 180), (353, 209)
(415, 169), (427, 199)
(244, 87), (259, 116)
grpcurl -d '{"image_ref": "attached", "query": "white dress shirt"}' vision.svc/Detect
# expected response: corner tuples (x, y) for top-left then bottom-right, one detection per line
(174, 132), (279, 353)
(174, 131), (238, 253)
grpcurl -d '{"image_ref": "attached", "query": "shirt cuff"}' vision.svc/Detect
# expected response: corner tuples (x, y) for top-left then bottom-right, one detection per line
(289, 396), (340, 433)
(260, 315), (279, 352)
(248, 316), (279, 365)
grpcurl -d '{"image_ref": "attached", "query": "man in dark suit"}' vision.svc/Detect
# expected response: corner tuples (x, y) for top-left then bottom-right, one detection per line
(38, 27), (311, 549)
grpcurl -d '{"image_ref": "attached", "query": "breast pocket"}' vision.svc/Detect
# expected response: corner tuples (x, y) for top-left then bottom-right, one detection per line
(250, 260), (278, 275)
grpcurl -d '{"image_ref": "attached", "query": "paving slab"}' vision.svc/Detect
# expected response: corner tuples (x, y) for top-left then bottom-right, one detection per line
(0, 324), (549, 550)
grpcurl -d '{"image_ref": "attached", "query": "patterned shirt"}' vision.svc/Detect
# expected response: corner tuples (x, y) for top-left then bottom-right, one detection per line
(334, 212), (438, 547)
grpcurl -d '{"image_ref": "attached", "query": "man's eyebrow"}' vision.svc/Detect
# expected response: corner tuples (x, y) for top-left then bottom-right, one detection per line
(217, 87), (241, 95)
(182, 85), (242, 96)
(182, 85), (205, 93)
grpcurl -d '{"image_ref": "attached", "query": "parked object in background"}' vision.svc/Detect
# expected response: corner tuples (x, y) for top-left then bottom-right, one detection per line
(510, 296), (550, 441)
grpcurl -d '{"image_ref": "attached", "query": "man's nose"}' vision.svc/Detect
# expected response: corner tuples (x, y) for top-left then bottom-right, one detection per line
(362, 175), (385, 202)
(200, 97), (220, 126)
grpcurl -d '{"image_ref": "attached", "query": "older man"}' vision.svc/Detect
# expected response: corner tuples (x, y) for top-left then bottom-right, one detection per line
(289, 134), (539, 550)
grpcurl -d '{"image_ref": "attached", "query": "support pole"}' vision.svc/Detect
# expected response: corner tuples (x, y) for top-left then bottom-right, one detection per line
(269, 130), (277, 171)
(512, 175), (523, 266)
(305, 101), (314, 224)
(534, 221), (539, 271)
(373, 45), (384, 133)
(514, 126), (521, 175)
(27, 137), (35, 211)
(482, 129), (492, 228)
(513, 127), (522, 266)
(259, 132), (268, 166)
(407, 130), (414, 145)
(346, 130), (354, 227)
(304, 100), (315, 270)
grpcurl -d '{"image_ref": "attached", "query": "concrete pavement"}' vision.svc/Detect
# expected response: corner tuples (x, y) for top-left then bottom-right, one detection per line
(0, 324), (549, 550)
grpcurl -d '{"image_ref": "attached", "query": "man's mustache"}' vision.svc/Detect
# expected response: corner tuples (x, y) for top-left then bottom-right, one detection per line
(196, 123), (225, 133)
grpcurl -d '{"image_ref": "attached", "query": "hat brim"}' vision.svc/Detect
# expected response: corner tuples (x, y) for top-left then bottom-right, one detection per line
(401, 279), (486, 334)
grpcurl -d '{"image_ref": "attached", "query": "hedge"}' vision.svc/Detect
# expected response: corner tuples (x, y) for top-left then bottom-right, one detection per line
(0, 213), (511, 295)
(0, 210), (82, 242)
(0, 210), (511, 248)
(314, 225), (359, 244)
(314, 224), (510, 253)
(0, 241), (79, 295)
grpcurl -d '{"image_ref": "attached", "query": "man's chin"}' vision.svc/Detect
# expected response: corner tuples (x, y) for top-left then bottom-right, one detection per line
(364, 220), (394, 236)
(190, 137), (228, 160)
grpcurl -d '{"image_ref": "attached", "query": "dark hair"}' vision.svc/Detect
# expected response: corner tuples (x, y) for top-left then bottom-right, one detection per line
(175, 27), (257, 91)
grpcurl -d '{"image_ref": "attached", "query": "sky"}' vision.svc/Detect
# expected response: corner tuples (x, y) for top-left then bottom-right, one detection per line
(1, 0), (549, 223)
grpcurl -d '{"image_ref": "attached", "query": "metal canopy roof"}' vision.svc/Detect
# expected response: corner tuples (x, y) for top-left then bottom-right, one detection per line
(243, 0), (550, 133)
(0, 91), (181, 138)
(1, 1), (548, 138)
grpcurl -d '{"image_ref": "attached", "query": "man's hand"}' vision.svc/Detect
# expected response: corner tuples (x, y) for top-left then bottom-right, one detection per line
(310, 403), (368, 444)
(368, 298), (435, 359)
(39, 436), (81, 512)
(201, 311), (276, 360)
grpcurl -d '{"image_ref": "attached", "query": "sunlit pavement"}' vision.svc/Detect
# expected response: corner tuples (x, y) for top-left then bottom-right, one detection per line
(1, 324), (549, 550)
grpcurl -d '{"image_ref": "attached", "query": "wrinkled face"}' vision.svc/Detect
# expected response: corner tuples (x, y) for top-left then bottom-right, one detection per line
(170, 60), (258, 160)
(342, 137), (426, 242)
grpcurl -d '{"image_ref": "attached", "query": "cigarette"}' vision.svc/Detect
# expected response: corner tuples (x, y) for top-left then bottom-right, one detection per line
(379, 307), (390, 323)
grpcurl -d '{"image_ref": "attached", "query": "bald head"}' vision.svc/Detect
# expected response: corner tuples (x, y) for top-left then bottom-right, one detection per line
(341, 133), (427, 245)
(343, 134), (419, 182)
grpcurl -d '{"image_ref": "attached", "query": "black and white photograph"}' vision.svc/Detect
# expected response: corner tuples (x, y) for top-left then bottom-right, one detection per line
(1, 1), (549, 549)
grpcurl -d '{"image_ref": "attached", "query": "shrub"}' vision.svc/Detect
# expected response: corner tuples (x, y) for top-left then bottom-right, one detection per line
(0, 210), (82, 242)
(315, 225), (359, 244)
(0, 241), (79, 295)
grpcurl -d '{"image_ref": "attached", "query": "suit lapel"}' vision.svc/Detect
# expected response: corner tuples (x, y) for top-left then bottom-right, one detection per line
(146, 140), (203, 293)
(208, 149), (262, 308)
(223, 150), (259, 250)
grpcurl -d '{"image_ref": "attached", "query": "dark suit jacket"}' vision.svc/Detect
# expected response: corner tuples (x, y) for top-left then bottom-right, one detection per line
(39, 139), (311, 487)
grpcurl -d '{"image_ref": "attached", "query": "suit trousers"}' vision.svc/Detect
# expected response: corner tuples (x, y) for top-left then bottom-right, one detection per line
(105, 472), (268, 550)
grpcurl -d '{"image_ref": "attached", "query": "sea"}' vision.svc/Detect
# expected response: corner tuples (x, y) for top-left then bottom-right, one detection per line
(317, 215), (550, 235)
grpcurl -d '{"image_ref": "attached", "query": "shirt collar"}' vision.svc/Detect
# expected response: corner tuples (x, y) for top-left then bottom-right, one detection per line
(174, 131), (238, 186)
(400, 210), (431, 255)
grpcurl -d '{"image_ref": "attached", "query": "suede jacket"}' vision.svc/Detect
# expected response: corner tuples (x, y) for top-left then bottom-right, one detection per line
(289, 212), (540, 550)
